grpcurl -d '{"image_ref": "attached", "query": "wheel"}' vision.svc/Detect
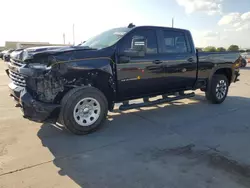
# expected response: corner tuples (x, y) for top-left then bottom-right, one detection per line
(59, 87), (108, 135)
(58, 87), (88, 126)
(205, 74), (229, 104)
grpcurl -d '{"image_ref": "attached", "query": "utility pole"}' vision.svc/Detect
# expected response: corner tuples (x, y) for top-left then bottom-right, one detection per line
(172, 17), (174, 28)
(63, 33), (65, 44)
(73, 24), (75, 45)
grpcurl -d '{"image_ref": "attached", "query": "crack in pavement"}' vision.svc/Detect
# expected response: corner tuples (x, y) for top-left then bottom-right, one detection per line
(0, 139), (127, 177)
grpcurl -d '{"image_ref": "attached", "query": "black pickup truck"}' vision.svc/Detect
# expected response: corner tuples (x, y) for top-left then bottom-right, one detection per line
(6, 24), (240, 135)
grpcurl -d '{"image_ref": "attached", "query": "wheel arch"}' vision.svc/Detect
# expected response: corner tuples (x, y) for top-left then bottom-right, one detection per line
(214, 68), (232, 84)
(208, 67), (233, 87)
(55, 70), (115, 111)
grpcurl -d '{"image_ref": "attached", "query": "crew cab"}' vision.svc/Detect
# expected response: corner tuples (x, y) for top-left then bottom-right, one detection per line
(6, 24), (240, 135)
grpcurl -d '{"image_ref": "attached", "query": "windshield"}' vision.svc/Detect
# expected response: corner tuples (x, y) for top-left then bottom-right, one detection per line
(80, 27), (132, 49)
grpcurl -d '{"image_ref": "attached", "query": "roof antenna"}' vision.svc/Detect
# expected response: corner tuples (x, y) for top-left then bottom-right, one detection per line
(128, 23), (135, 28)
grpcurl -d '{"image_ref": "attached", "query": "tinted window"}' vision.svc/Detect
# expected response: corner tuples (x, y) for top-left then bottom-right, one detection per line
(162, 31), (188, 53)
(120, 29), (158, 54)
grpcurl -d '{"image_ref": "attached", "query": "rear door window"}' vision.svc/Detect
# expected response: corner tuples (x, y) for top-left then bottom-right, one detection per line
(161, 30), (189, 54)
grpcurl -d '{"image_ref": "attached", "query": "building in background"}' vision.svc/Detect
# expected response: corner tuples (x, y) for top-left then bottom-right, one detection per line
(4, 41), (69, 49)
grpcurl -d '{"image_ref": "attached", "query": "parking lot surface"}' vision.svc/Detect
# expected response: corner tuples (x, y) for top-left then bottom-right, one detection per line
(0, 60), (250, 188)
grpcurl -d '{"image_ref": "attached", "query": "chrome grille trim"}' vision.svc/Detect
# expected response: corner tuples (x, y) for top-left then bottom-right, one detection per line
(9, 70), (26, 87)
(10, 59), (24, 67)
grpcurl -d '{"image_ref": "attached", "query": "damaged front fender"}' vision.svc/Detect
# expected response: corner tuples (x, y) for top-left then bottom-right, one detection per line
(20, 46), (117, 106)
(8, 46), (117, 122)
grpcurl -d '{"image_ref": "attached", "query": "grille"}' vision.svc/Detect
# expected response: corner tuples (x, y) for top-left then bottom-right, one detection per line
(10, 59), (24, 67)
(9, 70), (26, 87)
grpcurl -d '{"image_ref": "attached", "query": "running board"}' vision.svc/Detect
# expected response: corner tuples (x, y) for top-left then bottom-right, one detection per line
(119, 92), (195, 111)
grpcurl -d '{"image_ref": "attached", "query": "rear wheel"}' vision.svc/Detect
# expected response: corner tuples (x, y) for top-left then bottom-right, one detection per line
(59, 87), (108, 135)
(205, 74), (229, 104)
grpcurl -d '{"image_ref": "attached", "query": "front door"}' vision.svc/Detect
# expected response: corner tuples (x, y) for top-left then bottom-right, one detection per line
(116, 28), (166, 100)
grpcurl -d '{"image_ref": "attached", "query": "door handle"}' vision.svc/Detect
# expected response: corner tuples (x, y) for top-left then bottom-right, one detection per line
(153, 60), (163, 64)
(187, 58), (195, 63)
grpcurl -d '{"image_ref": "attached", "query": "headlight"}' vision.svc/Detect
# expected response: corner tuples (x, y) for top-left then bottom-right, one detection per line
(28, 63), (50, 70)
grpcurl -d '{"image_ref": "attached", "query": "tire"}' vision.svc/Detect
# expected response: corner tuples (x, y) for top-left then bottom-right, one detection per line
(59, 87), (108, 135)
(58, 87), (85, 126)
(205, 74), (229, 104)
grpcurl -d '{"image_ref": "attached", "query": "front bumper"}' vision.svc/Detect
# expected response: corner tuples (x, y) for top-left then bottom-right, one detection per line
(8, 83), (60, 122)
(6, 61), (60, 122)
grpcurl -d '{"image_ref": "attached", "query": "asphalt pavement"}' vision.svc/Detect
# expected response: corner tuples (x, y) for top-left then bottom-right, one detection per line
(0, 60), (250, 188)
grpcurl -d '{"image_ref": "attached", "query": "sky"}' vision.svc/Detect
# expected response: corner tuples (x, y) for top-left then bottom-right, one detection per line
(0, 0), (250, 48)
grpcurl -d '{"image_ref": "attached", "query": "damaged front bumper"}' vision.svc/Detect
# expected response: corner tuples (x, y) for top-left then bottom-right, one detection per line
(9, 83), (60, 122)
(7, 76), (60, 123)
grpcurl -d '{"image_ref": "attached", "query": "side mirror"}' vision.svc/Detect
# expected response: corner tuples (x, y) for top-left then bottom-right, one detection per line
(121, 36), (146, 58)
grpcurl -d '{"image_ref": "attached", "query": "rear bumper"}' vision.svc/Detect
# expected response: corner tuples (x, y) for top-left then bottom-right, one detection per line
(8, 83), (60, 122)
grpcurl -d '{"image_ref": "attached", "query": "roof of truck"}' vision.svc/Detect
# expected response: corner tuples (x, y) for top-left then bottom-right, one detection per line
(132, 25), (190, 33)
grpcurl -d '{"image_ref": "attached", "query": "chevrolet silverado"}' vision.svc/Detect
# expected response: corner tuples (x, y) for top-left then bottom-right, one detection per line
(6, 24), (241, 135)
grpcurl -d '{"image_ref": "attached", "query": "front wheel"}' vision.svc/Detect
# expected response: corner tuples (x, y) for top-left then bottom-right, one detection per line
(59, 87), (108, 135)
(205, 75), (229, 104)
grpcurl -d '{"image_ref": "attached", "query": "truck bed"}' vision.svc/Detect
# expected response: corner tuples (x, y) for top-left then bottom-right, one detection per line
(198, 51), (240, 64)
(197, 51), (240, 82)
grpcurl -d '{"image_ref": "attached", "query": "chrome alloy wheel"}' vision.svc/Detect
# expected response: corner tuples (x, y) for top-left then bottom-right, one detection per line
(215, 80), (227, 100)
(73, 97), (101, 126)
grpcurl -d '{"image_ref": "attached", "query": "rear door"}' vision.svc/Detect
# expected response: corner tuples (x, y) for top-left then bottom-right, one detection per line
(116, 28), (166, 100)
(158, 29), (197, 90)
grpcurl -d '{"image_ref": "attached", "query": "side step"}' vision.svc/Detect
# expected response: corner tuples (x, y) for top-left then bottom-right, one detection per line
(119, 92), (195, 111)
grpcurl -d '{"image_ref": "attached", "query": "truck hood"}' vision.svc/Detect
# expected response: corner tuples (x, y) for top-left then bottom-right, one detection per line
(21, 46), (97, 62)
(10, 46), (67, 62)
(21, 46), (114, 67)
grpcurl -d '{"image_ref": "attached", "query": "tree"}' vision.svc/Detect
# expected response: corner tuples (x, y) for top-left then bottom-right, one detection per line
(216, 47), (226, 52)
(228, 45), (239, 51)
(203, 46), (217, 52)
